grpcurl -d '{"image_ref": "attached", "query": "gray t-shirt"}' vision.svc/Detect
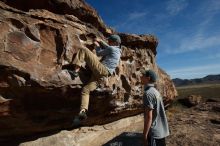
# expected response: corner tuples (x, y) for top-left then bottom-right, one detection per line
(143, 84), (170, 139)
(96, 41), (121, 74)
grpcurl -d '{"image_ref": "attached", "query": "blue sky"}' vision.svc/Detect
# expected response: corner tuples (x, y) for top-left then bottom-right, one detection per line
(86, 0), (220, 79)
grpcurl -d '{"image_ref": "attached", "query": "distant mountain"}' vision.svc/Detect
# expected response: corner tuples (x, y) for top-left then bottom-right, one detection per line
(172, 74), (220, 87)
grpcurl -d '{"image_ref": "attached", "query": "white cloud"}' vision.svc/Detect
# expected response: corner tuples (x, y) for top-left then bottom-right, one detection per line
(164, 0), (220, 54)
(128, 11), (148, 21)
(168, 64), (220, 79)
(206, 53), (220, 59)
(113, 11), (148, 32)
(166, 0), (188, 15)
(166, 34), (220, 54)
(206, 0), (220, 12)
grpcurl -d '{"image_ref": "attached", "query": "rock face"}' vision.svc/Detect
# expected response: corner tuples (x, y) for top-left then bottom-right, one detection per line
(0, 0), (177, 139)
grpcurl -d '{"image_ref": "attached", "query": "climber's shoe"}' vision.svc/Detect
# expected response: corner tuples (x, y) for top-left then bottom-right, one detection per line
(78, 109), (87, 120)
(68, 70), (79, 79)
(72, 109), (87, 127)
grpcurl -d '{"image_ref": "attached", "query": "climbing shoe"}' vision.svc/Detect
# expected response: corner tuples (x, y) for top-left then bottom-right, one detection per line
(78, 109), (87, 120)
(68, 70), (79, 78)
(72, 109), (87, 127)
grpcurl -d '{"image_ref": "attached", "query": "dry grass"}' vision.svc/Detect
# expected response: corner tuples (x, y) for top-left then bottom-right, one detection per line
(168, 83), (220, 114)
(176, 83), (220, 99)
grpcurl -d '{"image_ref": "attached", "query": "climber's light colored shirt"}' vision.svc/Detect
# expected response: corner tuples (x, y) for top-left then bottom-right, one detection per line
(143, 84), (170, 139)
(96, 41), (121, 74)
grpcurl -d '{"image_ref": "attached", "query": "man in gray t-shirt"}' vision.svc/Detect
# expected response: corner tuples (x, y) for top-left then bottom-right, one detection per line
(141, 70), (169, 146)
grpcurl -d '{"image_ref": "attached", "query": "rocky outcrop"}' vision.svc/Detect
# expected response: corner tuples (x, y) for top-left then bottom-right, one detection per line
(15, 115), (144, 146)
(178, 95), (203, 108)
(3, 0), (112, 35)
(0, 0), (177, 139)
(186, 95), (202, 107)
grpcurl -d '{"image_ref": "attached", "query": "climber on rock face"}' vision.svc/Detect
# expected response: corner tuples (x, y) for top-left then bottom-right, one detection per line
(72, 34), (122, 123)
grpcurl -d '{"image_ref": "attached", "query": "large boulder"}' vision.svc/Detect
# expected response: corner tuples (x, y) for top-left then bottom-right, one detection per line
(0, 0), (177, 139)
(3, 0), (112, 35)
(179, 95), (202, 107)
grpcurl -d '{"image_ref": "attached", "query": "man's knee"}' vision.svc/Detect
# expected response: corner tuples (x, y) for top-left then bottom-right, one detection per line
(81, 86), (90, 95)
(82, 85), (96, 94)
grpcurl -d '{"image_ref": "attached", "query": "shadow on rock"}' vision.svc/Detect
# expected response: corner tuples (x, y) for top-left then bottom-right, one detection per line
(103, 132), (143, 146)
(0, 129), (62, 146)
